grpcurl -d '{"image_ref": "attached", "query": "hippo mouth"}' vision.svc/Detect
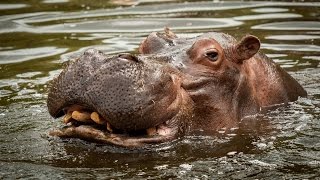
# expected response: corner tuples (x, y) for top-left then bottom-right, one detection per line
(47, 49), (193, 147)
(49, 85), (190, 147)
(49, 107), (180, 147)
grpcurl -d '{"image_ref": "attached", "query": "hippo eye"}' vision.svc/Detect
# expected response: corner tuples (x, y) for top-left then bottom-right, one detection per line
(204, 50), (218, 62)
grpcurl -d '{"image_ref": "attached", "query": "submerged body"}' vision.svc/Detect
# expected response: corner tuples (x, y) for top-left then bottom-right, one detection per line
(47, 29), (306, 147)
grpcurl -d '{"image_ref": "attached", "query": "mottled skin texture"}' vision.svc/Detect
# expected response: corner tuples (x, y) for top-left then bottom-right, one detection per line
(47, 29), (307, 147)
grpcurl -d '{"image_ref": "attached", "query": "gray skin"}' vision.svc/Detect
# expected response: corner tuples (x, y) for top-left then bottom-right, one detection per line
(47, 29), (307, 147)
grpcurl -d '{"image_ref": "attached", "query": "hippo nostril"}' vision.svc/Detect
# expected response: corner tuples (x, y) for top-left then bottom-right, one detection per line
(118, 53), (139, 62)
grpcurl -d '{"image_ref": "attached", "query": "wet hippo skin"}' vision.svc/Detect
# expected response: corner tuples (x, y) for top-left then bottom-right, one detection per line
(47, 28), (307, 147)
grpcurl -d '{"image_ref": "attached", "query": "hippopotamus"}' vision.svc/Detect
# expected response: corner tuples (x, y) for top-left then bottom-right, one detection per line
(47, 28), (307, 147)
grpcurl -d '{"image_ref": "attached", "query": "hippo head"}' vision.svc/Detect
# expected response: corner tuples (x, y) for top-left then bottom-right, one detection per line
(138, 28), (262, 130)
(47, 28), (306, 147)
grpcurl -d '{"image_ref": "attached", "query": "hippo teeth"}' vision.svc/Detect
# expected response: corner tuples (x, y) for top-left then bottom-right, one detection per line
(90, 112), (105, 125)
(63, 112), (73, 124)
(146, 123), (173, 136)
(72, 111), (91, 123)
(62, 110), (172, 137)
(62, 110), (114, 133)
(52, 107), (180, 147)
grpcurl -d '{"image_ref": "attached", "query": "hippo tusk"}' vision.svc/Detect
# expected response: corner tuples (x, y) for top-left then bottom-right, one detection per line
(90, 112), (105, 125)
(106, 122), (113, 133)
(63, 112), (73, 124)
(90, 111), (114, 133)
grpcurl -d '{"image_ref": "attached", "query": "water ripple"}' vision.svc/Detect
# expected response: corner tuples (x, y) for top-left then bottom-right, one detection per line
(19, 2), (266, 24)
(0, 47), (68, 64)
(266, 35), (320, 41)
(261, 43), (320, 52)
(37, 18), (242, 33)
(42, 0), (69, 3)
(17, 2), (320, 24)
(0, 4), (27, 10)
(252, 21), (320, 31)
(251, 7), (289, 13)
(234, 13), (301, 21)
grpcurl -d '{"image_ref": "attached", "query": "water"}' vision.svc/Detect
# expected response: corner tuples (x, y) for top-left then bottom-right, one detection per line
(0, 0), (319, 179)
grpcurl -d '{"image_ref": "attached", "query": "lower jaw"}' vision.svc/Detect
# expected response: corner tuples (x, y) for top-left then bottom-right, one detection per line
(49, 124), (177, 147)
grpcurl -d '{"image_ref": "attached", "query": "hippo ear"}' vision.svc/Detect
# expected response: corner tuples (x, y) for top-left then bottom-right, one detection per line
(233, 35), (260, 63)
(139, 28), (177, 54)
